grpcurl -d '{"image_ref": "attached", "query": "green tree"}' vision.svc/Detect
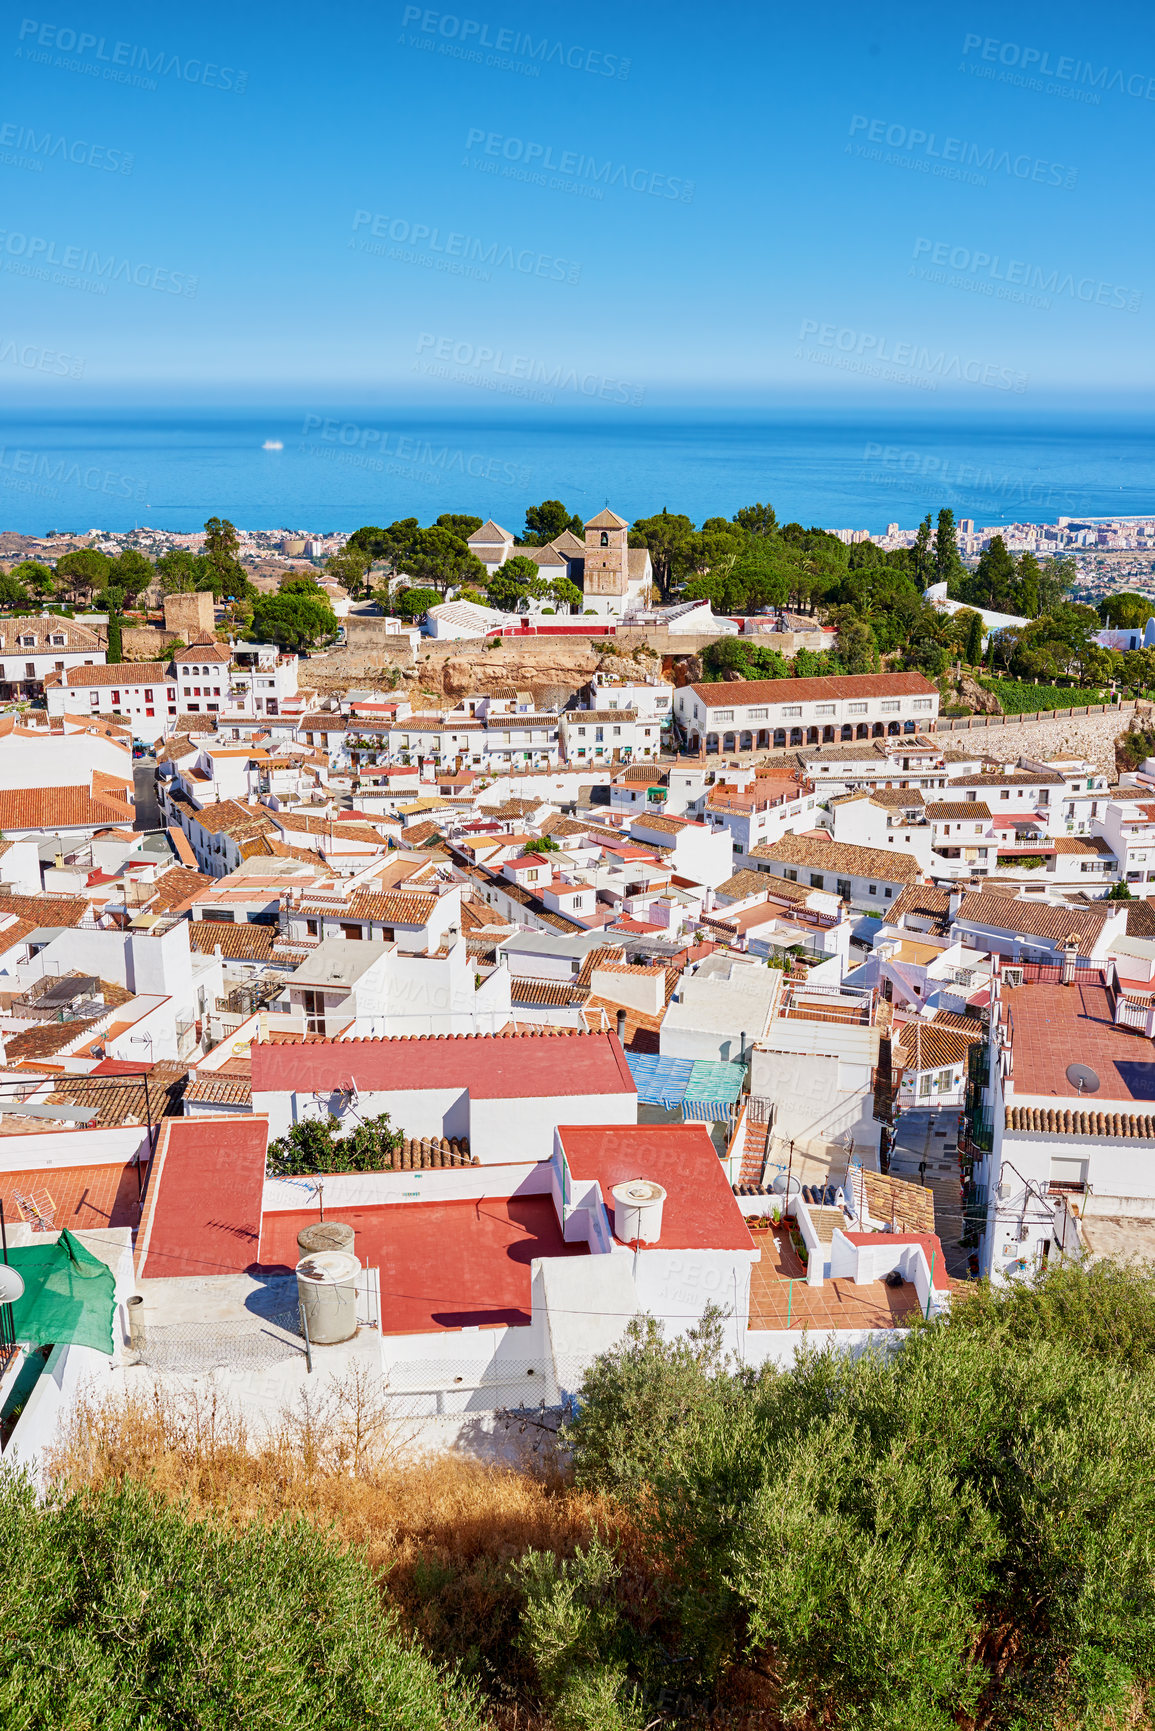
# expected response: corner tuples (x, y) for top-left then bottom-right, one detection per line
(0, 1474), (481, 1729)
(435, 513), (483, 538)
(522, 500), (583, 545)
(523, 836), (559, 854)
(0, 572), (31, 610)
(267, 1111), (403, 1176)
(110, 548), (154, 604)
(54, 547), (112, 605)
(8, 559), (55, 600)
(549, 575), (584, 612)
(912, 512), (934, 589)
(203, 517), (251, 600)
(403, 527), (487, 598)
(1037, 553), (1076, 615)
(155, 547), (211, 594)
(933, 507), (963, 587)
(732, 501), (777, 537)
(325, 545), (371, 595)
(1100, 592), (1155, 630)
(392, 587), (441, 622)
(629, 510), (697, 595)
(1014, 550), (1041, 617)
(486, 556), (548, 613)
(251, 589), (338, 651)
(962, 608), (984, 666)
(1107, 877), (1134, 900)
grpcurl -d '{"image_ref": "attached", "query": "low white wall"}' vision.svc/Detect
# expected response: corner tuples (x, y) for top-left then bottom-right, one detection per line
(742, 1326), (908, 1370)
(0, 1123), (147, 1173)
(380, 1317), (552, 1414)
(262, 1161), (550, 1212)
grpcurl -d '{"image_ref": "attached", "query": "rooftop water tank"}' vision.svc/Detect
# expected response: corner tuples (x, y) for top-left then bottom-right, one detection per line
(295, 1250), (360, 1345)
(611, 1178), (666, 1245)
(297, 1221), (355, 1256)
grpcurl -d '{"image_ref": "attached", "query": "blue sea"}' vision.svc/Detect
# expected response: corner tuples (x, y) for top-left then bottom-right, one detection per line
(0, 408), (1152, 537)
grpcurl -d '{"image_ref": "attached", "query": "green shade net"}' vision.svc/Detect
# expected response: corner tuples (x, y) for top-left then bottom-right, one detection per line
(6, 1230), (115, 1356)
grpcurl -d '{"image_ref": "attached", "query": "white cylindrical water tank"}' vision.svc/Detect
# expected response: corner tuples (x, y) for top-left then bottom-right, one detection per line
(611, 1178), (666, 1245)
(295, 1250), (361, 1345)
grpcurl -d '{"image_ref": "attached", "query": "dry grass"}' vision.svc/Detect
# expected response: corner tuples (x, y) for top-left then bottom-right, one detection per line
(49, 1373), (627, 1703)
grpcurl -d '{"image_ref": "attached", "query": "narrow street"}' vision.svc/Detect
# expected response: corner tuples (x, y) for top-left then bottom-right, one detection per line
(888, 1106), (969, 1279)
(133, 757), (161, 831)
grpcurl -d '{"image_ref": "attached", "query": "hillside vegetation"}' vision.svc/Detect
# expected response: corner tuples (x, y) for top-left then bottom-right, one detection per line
(7, 1262), (1155, 1730)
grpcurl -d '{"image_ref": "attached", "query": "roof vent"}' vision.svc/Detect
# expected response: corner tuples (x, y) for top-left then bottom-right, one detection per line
(611, 1178), (666, 1245)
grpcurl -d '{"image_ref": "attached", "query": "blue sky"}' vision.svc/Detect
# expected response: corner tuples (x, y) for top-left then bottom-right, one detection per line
(3, 0), (1153, 407)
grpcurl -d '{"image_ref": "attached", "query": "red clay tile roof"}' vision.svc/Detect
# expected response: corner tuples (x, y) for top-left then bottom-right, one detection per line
(0, 787), (134, 830)
(187, 921), (276, 961)
(690, 672), (937, 708)
(252, 1027), (634, 1100)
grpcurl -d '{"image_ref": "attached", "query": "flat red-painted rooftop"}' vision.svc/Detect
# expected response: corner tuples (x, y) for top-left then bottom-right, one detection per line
(259, 1195), (586, 1334)
(559, 1124), (755, 1253)
(252, 1028), (635, 1100)
(137, 1115), (268, 1280)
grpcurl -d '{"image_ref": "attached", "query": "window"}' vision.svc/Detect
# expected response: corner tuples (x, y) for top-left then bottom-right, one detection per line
(302, 989), (325, 1036)
(24, 663), (34, 678)
(781, 706), (802, 718)
(884, 887), (892, 898)
(868, 883), (877, 895)
(54, 660), (64, 672)
(1000, 790), (1010, 801)
(815, 704), (835, 716)
(809, 873), (824, 888)
(784, 868), (798, 882)
(340, 922), (364, 940)
(51, 634), (65, 646)
(848, 702), (867, 715)
(713, 709), (734, 722)
(748, 707), (768, 720)
(306, 919), (319, 937)
(881, 701), (900, 713)
(837, 877), (851, 898)
(111, 690), (120, 704)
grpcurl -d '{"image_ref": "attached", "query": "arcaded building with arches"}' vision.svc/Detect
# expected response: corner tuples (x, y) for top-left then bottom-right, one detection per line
(673, 673), (939, 755)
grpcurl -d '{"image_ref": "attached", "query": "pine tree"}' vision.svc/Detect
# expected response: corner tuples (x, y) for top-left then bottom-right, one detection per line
(964, 611), (984, 666)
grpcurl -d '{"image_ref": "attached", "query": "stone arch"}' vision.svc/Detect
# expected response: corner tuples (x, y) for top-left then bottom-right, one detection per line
(872, 722), (885, 737)
(806, 727), (819, 744)
(773, 728), (786, 747)
(789, 727), (803, 746)
(841, 724), (853, 741)
(756, 728), (770, 748)
(822, 725), (835, 742)
(740, 730), (753, 751)
(706, 732), (719, 753)
(856, 723), (870, 739)
(887, 720), (901, 736)
(723, 732), (736, 753)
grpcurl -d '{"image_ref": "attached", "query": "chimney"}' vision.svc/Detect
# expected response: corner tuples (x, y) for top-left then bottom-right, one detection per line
(948, 887), (964, 918)
(1062, 934), (1079, 986)
(616, 1009), (627, 1042)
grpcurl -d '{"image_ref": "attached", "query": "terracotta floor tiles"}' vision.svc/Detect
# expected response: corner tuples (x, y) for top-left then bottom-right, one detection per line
(1004, 982), (1155, 1102)
(0, 1163), (142, 1233)
(748, 1226), (921, 1332)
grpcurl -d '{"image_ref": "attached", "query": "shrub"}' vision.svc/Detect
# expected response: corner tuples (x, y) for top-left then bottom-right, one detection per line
(0, 1469), (483, 1729)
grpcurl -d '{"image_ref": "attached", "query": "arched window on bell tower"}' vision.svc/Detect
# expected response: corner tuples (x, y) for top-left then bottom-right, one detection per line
(600, 531), (609, 546)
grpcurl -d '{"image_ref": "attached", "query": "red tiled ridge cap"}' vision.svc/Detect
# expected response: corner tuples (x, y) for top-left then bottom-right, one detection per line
(1005, 1105), (1155, 1139)
(273, 1027), (606, 1043)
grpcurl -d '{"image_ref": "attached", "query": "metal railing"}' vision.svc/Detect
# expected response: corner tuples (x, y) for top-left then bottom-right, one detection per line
(939, 699), (1132, 732)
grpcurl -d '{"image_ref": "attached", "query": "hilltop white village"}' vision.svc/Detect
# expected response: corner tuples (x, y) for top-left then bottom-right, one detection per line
(1, 500), (1154, 1470)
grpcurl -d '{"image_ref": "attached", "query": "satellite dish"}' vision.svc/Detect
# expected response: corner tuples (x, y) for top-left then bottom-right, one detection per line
(1066, 1062), (1100, 1095)
(0, 1264), (25, 1305)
